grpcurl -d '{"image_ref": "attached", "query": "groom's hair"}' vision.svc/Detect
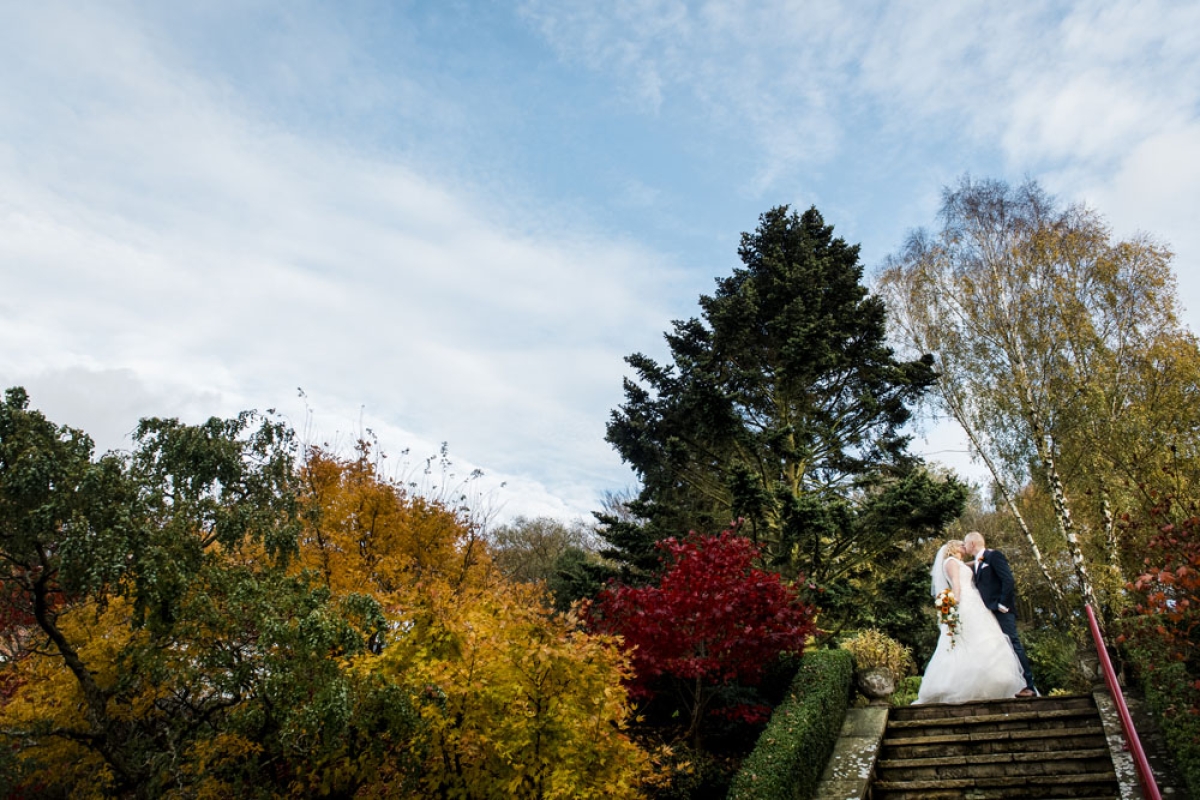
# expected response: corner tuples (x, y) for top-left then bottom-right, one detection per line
(965, 531), (985, 548)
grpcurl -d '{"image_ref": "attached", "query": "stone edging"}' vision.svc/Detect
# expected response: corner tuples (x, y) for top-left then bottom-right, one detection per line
(812, 706), (889, 800)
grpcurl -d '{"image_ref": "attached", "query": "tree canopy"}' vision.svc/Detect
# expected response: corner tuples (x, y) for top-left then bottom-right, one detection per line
(586, 529), (815, 749)
(0, 391), (647, 798)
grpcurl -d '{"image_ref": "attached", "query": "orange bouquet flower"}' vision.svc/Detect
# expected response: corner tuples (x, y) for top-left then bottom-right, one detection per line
(935, 587), (961, 648)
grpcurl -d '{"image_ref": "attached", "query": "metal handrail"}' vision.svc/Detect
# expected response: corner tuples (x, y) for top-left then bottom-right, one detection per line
(1084, 603), (1162, 800)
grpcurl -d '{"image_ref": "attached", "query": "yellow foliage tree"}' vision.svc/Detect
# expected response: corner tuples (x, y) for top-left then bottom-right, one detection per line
(296, 447), (650, 799)
(0, 599), (131, 797)
(377, 579), (648, 800)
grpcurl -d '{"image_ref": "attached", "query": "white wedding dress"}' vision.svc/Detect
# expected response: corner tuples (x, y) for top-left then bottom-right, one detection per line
(915, 551), (1026, 704)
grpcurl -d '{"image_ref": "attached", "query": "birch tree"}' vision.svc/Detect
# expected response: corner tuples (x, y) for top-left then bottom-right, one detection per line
(877, 177), (1183, 615)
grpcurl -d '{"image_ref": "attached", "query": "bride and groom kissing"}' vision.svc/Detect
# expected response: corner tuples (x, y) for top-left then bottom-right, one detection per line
(915, 531), (1038, 704)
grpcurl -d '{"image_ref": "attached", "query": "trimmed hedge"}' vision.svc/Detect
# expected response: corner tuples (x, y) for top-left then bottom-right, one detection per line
(727, 648), (853, 800)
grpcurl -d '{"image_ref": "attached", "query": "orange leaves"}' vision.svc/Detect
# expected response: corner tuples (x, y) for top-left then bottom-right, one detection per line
(1121, 498), (1200, 726)
(297, 446), (491, 600)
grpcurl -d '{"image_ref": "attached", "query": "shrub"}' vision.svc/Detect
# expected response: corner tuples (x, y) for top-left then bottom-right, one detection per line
(1116, 498), (1200, 797)
(726, 649), (853, 800)
(1022, 627), (1089, 694)
(840, 629), (914, 677)
(1121, 636), (1200, 798)
(641, 743), (735, 800)
(890, 675), (921, 706)
(586, 530), (816, 749)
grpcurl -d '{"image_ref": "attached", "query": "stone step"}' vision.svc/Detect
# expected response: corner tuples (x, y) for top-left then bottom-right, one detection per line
(871, 770), (1122, 799)
(881, 725), (1108, 759)
(890, 694), (1095, 722)
(870, 694), (1122, 800)
(884, 707), (1100, 739)
(875, 747), (1117, 781)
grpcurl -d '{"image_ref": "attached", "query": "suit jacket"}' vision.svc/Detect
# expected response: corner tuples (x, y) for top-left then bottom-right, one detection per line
(973, 548), (1016, 613)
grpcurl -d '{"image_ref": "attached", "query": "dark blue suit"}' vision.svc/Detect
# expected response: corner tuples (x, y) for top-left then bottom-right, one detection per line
(973, 549), (1036, 693)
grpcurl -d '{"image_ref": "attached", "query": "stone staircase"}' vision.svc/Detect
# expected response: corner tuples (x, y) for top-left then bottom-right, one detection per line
(869, 694), (1123, 799)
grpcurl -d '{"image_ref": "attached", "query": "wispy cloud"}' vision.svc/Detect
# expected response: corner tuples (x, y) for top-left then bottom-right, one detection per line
(519, 0), (859, 191)
(521, 0), (1200, 302)
(522, 2), (1199, 187)
(0, 2), (683, 520)
(4, 1), (1198, 518)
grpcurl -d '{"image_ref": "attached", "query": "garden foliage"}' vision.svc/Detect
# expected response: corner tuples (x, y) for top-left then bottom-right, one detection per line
(1118, 496), (1200, 798)
(0, 392), (647, 798)
(586, 528), (816, 748)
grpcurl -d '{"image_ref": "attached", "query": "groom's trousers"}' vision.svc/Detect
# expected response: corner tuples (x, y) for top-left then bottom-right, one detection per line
(993, 610), (1036, 692)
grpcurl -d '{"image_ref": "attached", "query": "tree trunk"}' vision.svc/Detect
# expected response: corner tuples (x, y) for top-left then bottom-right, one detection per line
(1039, 434), (1101, 613)
(938, 378), (1066, 606)
(32, 571), (141, 790)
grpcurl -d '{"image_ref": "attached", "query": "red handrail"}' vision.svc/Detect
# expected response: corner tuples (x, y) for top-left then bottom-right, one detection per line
(1084, 603), (1162, 800)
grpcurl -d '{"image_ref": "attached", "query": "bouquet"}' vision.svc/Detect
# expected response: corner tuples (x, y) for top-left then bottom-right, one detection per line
(935, 588), (961, 648)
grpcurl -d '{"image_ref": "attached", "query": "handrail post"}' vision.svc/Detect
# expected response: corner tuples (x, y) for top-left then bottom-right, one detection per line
(1085, 603), (1162, 800)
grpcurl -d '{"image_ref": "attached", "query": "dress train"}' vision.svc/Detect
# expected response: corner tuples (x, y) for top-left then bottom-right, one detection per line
(915, 557), (1026, 704)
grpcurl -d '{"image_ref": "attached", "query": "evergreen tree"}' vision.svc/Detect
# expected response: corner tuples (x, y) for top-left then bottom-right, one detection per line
(605, 206), (964, 584)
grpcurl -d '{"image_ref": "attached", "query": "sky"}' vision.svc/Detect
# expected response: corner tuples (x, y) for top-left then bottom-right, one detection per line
(3, 1), (1199, 524)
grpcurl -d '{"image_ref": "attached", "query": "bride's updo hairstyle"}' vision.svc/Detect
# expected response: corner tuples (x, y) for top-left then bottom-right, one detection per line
(944, 540), (965, 560)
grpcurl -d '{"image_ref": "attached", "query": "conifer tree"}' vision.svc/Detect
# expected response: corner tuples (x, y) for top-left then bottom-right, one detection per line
(605, 206), (964, 583)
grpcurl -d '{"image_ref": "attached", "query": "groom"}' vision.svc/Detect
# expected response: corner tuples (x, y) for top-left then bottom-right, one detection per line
(963, 531), (1037, 697)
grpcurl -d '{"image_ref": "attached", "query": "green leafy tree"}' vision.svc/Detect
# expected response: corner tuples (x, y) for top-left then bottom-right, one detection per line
(605, 206), (965, 583)
(488, 515), (604, 609)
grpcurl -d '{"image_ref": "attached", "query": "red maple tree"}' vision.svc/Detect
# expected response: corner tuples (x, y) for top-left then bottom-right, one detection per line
(586, 527), (815, 746)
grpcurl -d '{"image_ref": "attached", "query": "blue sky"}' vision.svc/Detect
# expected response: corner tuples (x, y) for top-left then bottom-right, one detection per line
(3, 1), (1199, 522)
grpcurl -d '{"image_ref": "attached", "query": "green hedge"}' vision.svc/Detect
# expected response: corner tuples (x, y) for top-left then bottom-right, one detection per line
(1126, 647), (1200, 799)
(727, 648), (853, 800)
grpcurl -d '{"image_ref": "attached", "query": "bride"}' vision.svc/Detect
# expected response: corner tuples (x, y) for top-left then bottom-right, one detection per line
(915, 540), (1026, 704)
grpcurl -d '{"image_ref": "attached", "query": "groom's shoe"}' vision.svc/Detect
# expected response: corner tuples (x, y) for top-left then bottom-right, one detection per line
(1015, 688), (1036, 698)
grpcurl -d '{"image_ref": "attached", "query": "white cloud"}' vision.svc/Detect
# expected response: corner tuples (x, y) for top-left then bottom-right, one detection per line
(5, 0), (1199, 524)
(522, 0), (1200, 321)
(1067, 122), (1200, 325)
(0, 2), (683, 522)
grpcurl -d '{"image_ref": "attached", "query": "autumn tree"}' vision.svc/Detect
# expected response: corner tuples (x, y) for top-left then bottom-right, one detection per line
(878, 176), (1193, 616)
(605, 206), (965, 584)
(1123, 505), (1199, 678)
(2, 398), (650, 798)
(1113, 478), (1200, 798)
(586, 528), (816, 748)
(376, 579), (648, 799)
(0, 389), (419, 797)
(298, 443), (489, 600)
(490, 516), (595, 583)
(295, 447), (649, 799)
